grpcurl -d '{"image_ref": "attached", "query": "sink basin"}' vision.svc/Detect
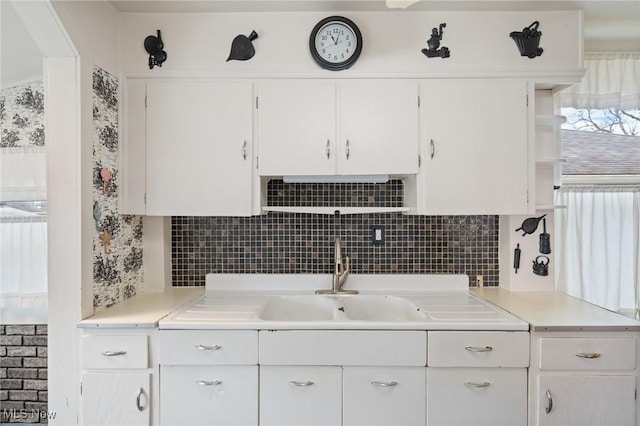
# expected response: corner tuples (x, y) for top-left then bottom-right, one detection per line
(258, 295), (337, 321)
(336, 295), (428, 321)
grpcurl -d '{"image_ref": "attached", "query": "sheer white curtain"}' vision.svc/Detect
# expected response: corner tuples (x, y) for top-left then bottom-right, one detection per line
(556, 52), (640, 110)
(555, 186), (640, 314)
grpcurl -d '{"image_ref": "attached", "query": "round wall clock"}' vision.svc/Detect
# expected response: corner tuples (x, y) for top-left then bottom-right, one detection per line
(309, 16), (363, 71)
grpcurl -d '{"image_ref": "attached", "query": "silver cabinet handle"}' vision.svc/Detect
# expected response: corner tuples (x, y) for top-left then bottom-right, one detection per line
(575, 352), (601, 359)
(326, 140), (331, 159)
(136, 387), (146, 412)
(242, 141), (247, 160)
(195, 344), (221, 351)
(102, 350), (127, 356)
(196, 379), (223, 386)
(465, 346), (493, 352)
(346, 140), (350, 159)
(545, 389), (553, 414)
(371, 380), (398, 388)
(430, 139), (435, 159)
(464, 381), (491, 388)
(288, 380), (314, 387)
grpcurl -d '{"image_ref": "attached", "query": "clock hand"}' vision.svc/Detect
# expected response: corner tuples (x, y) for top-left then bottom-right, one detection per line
(330, 33), (337, 45)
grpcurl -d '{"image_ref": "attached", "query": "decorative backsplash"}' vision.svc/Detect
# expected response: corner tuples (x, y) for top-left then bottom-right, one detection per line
(92, 66), (143, 311)
(172, 180), (499, 287)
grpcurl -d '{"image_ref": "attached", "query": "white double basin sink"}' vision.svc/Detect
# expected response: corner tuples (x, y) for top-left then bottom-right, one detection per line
(259, 294), (427, 322)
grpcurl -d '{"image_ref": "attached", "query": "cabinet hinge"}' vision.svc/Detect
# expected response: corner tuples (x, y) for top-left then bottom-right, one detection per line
(145, 95), (147, 108)
(256, 96), (259, 109)
(256, 156), (259, 169)
(635, 388), (637, 400)
(80, 382), (83, 396)
(418, 95), (420, 108)
(526, 190), (529, 204)
(526, 94), (529, 107)
(144, 192), (147, 205)
(418, 154), (421, 167)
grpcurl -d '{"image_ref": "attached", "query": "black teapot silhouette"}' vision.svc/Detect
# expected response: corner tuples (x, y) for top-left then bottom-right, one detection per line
(532, 255), (550, 276)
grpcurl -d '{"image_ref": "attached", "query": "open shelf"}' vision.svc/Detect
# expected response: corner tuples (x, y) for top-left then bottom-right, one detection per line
(535, 115), (566, 128)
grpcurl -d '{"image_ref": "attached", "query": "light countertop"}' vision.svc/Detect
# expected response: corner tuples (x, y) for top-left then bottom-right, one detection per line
(77, 287), (204, 328)
(472, 287), (640, 331)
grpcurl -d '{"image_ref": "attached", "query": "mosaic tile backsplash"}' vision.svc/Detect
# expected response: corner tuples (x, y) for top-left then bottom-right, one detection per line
(172, 180), (499, 287)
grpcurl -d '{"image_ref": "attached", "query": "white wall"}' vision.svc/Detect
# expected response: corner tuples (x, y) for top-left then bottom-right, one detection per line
(119, 10), (582, 78)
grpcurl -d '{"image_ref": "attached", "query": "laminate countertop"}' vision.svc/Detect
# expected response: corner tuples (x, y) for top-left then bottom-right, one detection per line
(471, 287), (640, 331)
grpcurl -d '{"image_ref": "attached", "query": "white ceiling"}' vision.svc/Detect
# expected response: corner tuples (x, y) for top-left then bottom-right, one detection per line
(2, 0), (638, 89)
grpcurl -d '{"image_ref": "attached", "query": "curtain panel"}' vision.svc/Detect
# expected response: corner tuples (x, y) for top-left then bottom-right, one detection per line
(556, 52), (640, 110)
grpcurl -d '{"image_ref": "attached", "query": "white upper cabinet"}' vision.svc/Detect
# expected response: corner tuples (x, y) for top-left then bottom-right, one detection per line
(416, 79), (531, 215)
(257, 80), (419, 177)
(145, 81), (254, 216)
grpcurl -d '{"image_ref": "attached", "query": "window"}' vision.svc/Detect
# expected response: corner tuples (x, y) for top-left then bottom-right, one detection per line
(554, 54), (640, 316)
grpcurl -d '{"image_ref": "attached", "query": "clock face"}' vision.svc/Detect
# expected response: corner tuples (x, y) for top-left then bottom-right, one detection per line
(310, 16), (362, 71)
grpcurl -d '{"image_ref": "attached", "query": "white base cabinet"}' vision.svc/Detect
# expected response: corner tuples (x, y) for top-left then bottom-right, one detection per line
(81, 372), (150, 426)
(343, 367), (426, 426)
(160, 365), (258, 426)
(426, 368), (527, 426)
(536, 374), (635, 426)
(260, 366), (342, 426)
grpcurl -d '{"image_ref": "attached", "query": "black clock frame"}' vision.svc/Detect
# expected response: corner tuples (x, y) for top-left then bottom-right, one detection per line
(309, 16), (363, 71)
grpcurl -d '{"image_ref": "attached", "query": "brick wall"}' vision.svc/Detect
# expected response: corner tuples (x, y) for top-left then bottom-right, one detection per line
(0, 324), (48, 424)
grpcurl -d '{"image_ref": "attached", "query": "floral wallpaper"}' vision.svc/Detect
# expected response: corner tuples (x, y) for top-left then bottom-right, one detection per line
(92, 66), (143, 311)
(0, 81), (45, 148)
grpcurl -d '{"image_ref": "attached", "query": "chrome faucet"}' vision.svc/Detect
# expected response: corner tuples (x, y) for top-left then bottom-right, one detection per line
(316, 237), (358, 294)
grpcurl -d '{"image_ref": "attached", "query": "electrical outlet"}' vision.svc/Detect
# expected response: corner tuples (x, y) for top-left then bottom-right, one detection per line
(372, 226), (385, 245)
(476, 275), (484, 287)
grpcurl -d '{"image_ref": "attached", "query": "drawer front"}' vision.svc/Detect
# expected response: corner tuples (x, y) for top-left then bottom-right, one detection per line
(427, 367), (527, 426)
(161, 365), (258, 426)
(159, 330), (257, 365)
(81, 335), (148, 369)
(259, 330), (427, 366)
(428, 331), (529, 367)
(539, 337), (636, 370)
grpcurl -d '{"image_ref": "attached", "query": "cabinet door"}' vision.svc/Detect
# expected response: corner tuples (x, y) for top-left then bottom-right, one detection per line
(536, 374), (635, 426)
(82, 372), (150, 426)
(339, 81), (419, 176)
(146, 81), (253, 216)
(426, 367), (527, 426)
(260, 366), (342, 426)
(420, 79), (529, 215)
(160, 365), (258, 426)
(258, 81), (336, 176)
(343, 366), (425, 426)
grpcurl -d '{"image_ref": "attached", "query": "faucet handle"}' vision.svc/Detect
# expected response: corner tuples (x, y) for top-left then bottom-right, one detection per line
(344, 256), (350, 273)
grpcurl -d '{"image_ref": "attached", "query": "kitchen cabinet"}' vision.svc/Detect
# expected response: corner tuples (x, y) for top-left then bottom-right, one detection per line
(260, 366), (342, 426)
(530, 332), (637, 426)
(417, 79), (531, 215)
(158, 330), (259, 426)
(80, 333), (152, 425)
(426, 331), (529, 426)
(121, 79), (254, 216)
(257, 80), (419, 177)
(343, 366), (425, 426)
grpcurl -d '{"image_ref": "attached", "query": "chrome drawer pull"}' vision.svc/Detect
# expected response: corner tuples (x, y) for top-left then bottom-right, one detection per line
(242, 141), (247, 160)
(288, 380), (314, 387)
(345, 140), (350, 159)
(195, 344), (221, 351)
(464, 381), (491, 388)
(545, 389), (553, 414)
(102, 350), (127, 356)
(196, 379), (222, 386)
(575, 352), (601, 359)
(465, 346), (493, 352)
(371, 380), (398, 388)
(326, 140), (331, 159)
(136, 387), (146, 412)
(430, 139), (435, 159)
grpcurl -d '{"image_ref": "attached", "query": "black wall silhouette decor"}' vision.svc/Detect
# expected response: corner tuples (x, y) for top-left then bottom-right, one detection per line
(227, 30), (259, 61)
(422, 23), (450, 58)
(144, 30), (167, 69)
(510, 21), (543, 58)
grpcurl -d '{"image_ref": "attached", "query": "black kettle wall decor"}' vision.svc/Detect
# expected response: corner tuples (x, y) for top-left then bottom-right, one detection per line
(144, 30), (167, 69)
(422, 23), (450, 58)
(227, 30), (259, 61)
(510, 21), (543, 58)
